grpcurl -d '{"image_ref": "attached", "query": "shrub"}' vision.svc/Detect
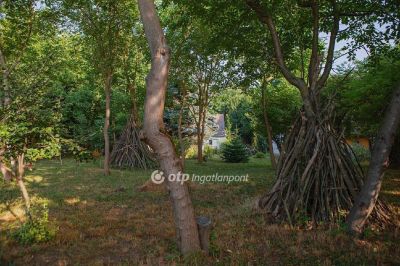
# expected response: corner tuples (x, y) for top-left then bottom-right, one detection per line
(203, 144), (216, 160)
(221, 137), (249, 163)
(172, 137), (191, 157)
(350, 143), (371, 162)
(12, 203), (56, 245)
(185, 145), (198, 159)
(254, 151), (265, 158)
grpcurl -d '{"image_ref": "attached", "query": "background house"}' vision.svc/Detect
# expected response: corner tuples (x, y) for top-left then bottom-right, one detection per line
(346, 136), (370, 149)
(205, 114), (227, 149)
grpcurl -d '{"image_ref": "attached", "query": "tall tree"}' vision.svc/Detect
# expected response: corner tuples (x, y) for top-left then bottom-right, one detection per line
(164, 9), (234, 163)
(243, 0), (397, 225)
(173, 0), (398, 225)
(138, 0), (201, 254)
(63, 0), (136, 175)
(0, 0), (63, 210)
(190, 54), (225, 163)
(0, 0), (38, 209)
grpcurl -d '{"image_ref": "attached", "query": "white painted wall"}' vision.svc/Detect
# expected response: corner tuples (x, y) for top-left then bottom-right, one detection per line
(206, 137), (227, 150)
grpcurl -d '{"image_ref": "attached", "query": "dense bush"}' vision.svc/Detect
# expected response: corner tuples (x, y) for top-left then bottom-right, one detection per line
(204, 144), (217, 160)
(12, 204), (56, 245)
(184, 144), (217, 160)
(350, 143), (371, 162)
(221, 137), (249, 163)
(254, 151), (265, 158)
(185, 145), (198, 159)
(172, 137), (191, 157)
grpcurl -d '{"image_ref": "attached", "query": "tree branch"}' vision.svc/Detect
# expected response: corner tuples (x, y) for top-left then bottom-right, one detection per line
(308, 1), (319, 90)
(317, 0), (339, 89)
(244, 0), (307, 92)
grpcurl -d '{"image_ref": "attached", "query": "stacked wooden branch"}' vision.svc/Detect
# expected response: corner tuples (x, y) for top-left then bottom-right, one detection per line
(259, 112), (392, 227)
(110, 115), (157, 170)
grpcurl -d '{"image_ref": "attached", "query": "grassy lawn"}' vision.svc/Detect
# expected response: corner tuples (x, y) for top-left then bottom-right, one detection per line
(0, 157), (399, 265)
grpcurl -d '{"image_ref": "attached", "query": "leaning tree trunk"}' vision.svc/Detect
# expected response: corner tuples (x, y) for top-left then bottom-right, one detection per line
(138, 0), (201, 254)
(103, 72), (112, 176)
(347, 85), (400, 234)
(0, 151), (31, 211)
(259, 99), (391, 227)
(110, 112), (157, 169)
(0, 159), (12, 182)
(16, 154), (30, 210)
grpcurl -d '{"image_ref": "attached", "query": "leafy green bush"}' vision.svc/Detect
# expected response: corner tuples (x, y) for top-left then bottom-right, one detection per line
(350, 143), (371, 162)
(185, 145), (198, 159)
(12, 204), (56, 245)
(254, 151), (265, 158)
(221, 137), (249, 163)
(203, 144), (216, 160)
(172, 137), (191, 158)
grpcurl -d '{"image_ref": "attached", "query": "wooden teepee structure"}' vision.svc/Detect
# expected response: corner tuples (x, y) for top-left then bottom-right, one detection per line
(110, 112), (157, 169)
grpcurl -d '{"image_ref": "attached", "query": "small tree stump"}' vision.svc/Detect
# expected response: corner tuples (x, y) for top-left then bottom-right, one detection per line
(196, 216), (212, 254)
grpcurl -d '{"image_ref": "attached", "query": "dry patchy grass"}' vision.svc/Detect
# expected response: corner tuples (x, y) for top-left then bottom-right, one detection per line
(0, 158), (399, 265)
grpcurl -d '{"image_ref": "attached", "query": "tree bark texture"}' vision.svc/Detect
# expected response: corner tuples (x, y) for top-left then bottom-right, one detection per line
(178, 82), (188, 169)
(347, 85), (400, 234)
(103, 72), (112, 175)
(138, 0), (201, 254)
(389, 132), (400, 169)
(16, 154), (30, 209)
(196, 90), (205, 163)
(0, 1), (34, 211)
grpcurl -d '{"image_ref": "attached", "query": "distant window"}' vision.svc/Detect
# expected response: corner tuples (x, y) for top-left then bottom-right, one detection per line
(209, 139), (212, 145)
